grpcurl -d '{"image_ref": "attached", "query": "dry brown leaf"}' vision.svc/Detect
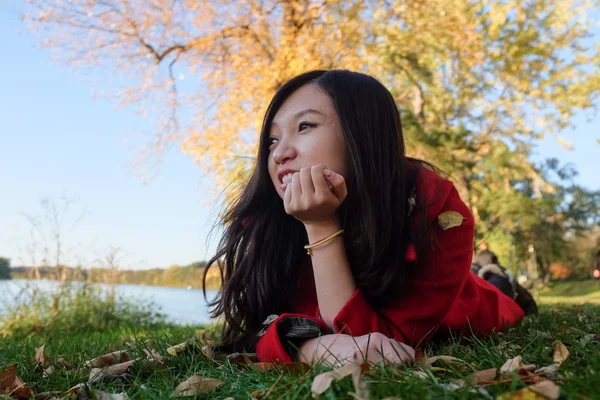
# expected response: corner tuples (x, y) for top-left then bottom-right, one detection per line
(92, 389), (130, 400)
(427, 355), (463, 365)
(411, 370), (429, 380)
(201, 345), (216, 359)
(0, 363), (33, 400)
(552, 341), (569, 366)
(250, 362), (277, 372)
(465, 368), (497, 385)
(501, 356), (536, 374)
(34, 391), (63, 399)
(280, 362), (311, 375)
(66, 383), (90, 398)
(534, 364), (559, 380)
(88, 359), (137, 383)
(173, 376), (224, 397)
(143, 348), (164, 364)
(414, 348), (427, 364)
(311, 362), (359, 396)
(351, 362), (370, 400)
(226, 352), (259, 365)
(85, 350), (131, 368)
(33, 344), (49, 365)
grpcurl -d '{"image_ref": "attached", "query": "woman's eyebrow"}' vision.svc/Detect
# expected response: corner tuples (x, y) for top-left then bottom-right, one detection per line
(272, 108), (326, 127)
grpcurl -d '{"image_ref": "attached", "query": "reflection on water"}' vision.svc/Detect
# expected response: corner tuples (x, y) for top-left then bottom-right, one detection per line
(0, 279), (219, 326)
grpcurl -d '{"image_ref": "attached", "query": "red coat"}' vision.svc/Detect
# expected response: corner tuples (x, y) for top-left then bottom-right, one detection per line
(256, 166), (524, 363)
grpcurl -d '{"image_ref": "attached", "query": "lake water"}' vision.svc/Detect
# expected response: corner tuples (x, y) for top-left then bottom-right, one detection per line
(0, 279), (219, 326)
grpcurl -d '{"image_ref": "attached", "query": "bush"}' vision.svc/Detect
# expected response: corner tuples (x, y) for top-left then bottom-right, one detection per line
(0, 281), (165, 337)
(549, 262), (572, 280)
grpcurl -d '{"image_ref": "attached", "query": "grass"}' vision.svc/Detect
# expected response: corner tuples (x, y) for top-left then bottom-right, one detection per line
(1, 304), (599, 399)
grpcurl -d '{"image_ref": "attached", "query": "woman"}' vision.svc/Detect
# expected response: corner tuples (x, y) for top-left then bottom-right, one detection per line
(203, 70), (527, 366)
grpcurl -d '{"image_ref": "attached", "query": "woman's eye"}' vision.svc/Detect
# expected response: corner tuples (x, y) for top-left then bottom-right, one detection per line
(268, 137), (278, 146)
(298, 122), (316, 132)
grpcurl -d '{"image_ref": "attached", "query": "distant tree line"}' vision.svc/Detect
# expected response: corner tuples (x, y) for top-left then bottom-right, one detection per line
(8, 261), (221, 290)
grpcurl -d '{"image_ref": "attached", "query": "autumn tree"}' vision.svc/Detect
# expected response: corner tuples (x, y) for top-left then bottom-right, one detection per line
(22, 0), (600, 267)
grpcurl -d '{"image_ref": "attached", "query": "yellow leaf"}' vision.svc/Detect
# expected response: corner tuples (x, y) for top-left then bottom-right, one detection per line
(497, 380), (560, 400)
(437, 211), (465, 230)
(552, 341), (569, 366)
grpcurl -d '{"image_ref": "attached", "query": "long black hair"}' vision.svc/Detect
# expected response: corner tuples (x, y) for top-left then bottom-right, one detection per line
(204, 70), (430, 352)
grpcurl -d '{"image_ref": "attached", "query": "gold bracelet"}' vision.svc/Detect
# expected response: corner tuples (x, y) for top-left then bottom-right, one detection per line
(304, 229), (344, 256)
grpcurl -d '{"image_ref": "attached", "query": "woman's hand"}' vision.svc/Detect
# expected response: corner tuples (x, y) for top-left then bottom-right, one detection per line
(297, 333), (414, 367)
(284, 164), (347, 225)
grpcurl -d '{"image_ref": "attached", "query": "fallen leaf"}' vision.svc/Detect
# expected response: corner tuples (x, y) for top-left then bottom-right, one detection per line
(32, 344), (49, 365)
(438, 211), (465, 230)
(85, 351), (131, 368)
(66, 383), (91, 400)
(173, 376), (224, 396)
(465, 368), (497, 385)
(281, 362), (311, 375)
(34, 391), (62, 400)
(92, 389), (130, 400)
(534, 364), (559, 379)
(201, 345), (216, 359)
(498, 380), (560, 400)
(250, 362), (277, 372)
(426, 355), (463, 365)
(552, 341), (569, 366)
(0, 364), (33, 400)
(311, 362), (359, 396)
(167, 336), (200, 356)
(414, 348), (427, 364)
(501, 356), (536, 374)
(411, 370), (429, 380)
(143, 348), (164, 364)
(226, 352), (259, 365)
(529, 380), (560, 399)
(351, 362), (370, 400)
(88, 360), (137, 383)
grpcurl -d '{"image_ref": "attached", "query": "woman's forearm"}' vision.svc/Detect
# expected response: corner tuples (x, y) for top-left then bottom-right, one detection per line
(304, 220), (356, 330)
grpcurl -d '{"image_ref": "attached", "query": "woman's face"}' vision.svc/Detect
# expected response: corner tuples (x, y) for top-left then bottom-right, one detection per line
(267, 84), (348, 199)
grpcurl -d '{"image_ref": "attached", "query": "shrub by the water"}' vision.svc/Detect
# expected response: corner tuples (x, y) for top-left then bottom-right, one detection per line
(0, 281), (165, 337)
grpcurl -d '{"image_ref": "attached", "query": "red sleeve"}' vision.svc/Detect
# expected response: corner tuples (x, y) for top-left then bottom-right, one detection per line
(332, 173), (524, 346)
(256, 313), (330, 363)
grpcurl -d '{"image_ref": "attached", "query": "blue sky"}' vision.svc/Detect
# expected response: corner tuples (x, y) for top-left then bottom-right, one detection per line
(1, 4), (598, 269)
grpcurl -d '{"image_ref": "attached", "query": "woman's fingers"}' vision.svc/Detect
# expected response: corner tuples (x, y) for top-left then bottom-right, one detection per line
(300, 167), (315, 194)
(323, 168), (347, 201)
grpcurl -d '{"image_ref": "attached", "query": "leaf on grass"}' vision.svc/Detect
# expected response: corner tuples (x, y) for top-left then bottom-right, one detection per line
(351, 362), (370, 400)
(552, 341), (569, 366)
(414, 348), (427, 364)
(173, 376), (224, 397)
(142, 348), (164, 364)
(501, 356), (536, 374)
(32, 344), (49, 365)
(281, 362), (311, 375)
(226, 352), (259, 365)
(66, 383), (90, 398)
(88, 359), (137, 383)
(34, 391), (62, 399)
(311, 362), (360, 396)
(0, 363), (33, 400)
(167, 336), (200, 356)
(465, 368), (497, 385)
(201, 345), (216, 359)
(92, 389), (130, 400)
(529, 380), (560, 399)
(411, 370), (429, 380)
(534, 364), (559, 379)
(250, 362), (277, 372)
(426, 355), (463, 365)
(498, 380), (560, 400)
(85, 350), (131, 368)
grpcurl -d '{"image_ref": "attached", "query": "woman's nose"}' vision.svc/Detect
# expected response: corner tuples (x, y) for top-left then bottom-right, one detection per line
(271, 139), (297, 164)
